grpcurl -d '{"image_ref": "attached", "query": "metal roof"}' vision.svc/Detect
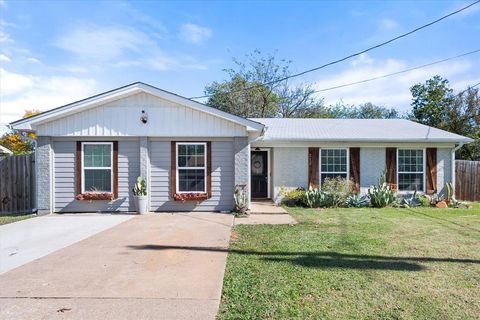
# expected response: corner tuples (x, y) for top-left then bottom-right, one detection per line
(250, 118), (473, 143)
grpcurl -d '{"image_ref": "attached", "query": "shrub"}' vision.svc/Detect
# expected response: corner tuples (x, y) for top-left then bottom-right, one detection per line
(367, 172), (396, 208)
(345, 194), (370, 208)
(419, 195), (432, 207)
(281, 188), (306, 207)
(322, 177), (354, 207)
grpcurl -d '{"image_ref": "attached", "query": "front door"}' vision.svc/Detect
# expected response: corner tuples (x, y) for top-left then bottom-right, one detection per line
(251, 151), (268, 198)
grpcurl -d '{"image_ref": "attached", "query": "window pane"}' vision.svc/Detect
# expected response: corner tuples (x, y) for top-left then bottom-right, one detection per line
(398, 149), (423, 172)
(178, 169), (205, 192)
(84, 169), (111, 192)
(398, 173), (423, 191)
(84, 144), (111, 168)
(177, 144), (205, 168)
(321, 173), (347, 185)
(321, 149), (347, 173)
(178, 144), (187, 156)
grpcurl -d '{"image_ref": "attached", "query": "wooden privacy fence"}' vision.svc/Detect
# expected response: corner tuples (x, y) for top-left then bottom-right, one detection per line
(0, 154), (35, 214)
(455, 160), (480, 202)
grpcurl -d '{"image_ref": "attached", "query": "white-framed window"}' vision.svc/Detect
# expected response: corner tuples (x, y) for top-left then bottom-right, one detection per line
(397, 149), (425, 191)
(176, 142), (207, 193)
(81, 142), (113, 193)
(320, 148), (349, 185)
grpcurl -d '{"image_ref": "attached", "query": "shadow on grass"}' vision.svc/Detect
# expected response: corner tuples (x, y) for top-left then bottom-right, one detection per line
(127, 245), (480, 271)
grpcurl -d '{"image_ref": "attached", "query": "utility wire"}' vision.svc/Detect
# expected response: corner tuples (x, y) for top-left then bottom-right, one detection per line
(312, 49), (480, 93)
(190, 0), (480, 100)
(457, 81), (480, 95)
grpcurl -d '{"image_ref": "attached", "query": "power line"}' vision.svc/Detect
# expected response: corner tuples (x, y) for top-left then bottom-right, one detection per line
(190, 0), (480, 100)
(457, 81), (480, 95)
(312, 49), (480, 93)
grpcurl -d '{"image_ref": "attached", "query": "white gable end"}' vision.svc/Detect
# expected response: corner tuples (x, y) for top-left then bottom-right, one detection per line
(35, 92), (247, 137)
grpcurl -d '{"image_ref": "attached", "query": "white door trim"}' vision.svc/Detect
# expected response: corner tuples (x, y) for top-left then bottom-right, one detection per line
(250, 148), (271, 199)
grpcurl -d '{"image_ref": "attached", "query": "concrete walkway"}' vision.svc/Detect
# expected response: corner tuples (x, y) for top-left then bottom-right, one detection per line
(250, 201), (287, 214)
(0, 214), (133, 274)
(0, 213), (234, 320)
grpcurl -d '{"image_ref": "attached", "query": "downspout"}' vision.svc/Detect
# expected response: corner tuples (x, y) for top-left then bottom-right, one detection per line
(451, 142), (464, 191)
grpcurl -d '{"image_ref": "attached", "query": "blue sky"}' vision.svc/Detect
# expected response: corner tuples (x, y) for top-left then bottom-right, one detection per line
(1, 0), (479, 131)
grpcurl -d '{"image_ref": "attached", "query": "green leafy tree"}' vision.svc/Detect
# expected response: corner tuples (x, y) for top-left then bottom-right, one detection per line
(409, 76), (480, 160)
(326, 102), (402, 119)
(409, 75), (454, 127)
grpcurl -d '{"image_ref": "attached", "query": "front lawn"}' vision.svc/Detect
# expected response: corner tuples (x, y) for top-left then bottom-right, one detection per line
(219, 206), (480, 319)
(0, 213), (35, 226)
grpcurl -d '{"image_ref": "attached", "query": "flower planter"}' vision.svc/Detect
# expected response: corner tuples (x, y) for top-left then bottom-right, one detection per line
(134, 195), (148, 214)
(173, 193), (208, 202)
(76, 192), (114, 201)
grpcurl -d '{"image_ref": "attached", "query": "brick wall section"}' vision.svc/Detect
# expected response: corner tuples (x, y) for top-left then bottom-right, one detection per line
(36, 136), (52, 215)
(234, 137), (249, 202)
(437, 148), (452, 197)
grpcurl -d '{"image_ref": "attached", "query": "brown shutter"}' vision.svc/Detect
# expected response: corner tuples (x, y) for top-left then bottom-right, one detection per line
(76, 141), (82, 195)
(349, 148), (360, 193)
(206, 142), (212, 198)
(308, 147), (319, 188)
(426, 148), (437, 194)
(171, 141), (176, 198)
(385, 148), (397, 186)
(113, 141), (118, 199)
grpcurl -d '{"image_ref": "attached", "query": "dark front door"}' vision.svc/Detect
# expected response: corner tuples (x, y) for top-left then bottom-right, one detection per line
(251, 151), (268, 198)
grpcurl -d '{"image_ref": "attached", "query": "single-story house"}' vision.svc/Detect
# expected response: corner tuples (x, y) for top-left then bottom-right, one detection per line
(9, 82), (473, 214)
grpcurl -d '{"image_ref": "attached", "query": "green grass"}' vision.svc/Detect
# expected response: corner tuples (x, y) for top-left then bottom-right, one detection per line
(219, 206), (480, 319)
(0, 213), (35, 225)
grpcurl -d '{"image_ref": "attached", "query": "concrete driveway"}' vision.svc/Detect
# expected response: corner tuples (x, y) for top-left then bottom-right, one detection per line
(0, 214), (133, 274)
(0, 213), (234, 320)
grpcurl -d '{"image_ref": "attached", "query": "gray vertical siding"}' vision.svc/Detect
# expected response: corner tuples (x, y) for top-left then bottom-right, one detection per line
(53, 140), (140, 212)
(150, 140), (234, 211)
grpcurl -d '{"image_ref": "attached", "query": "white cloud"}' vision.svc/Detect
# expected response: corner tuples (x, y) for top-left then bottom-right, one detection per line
(379, 18), (398, 30)
(0, 68), (97, 126)
(0, 0), (6, 8)
(0, 30), (13, 43)
(0, 53), (11, 62)
(55, 25), (151, 61)
(313, 54), (476, 110)
(54, 24), (208, 71)
(179, 23), (212, 44)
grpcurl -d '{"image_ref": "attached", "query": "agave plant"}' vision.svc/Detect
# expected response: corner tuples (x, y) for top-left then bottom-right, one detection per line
(367, 172), (396, 208)
(399, 189), (420, 208)
(345, 194), (370, 208)
(132, 176), (147, 196)
(234, 185), (248, 214)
